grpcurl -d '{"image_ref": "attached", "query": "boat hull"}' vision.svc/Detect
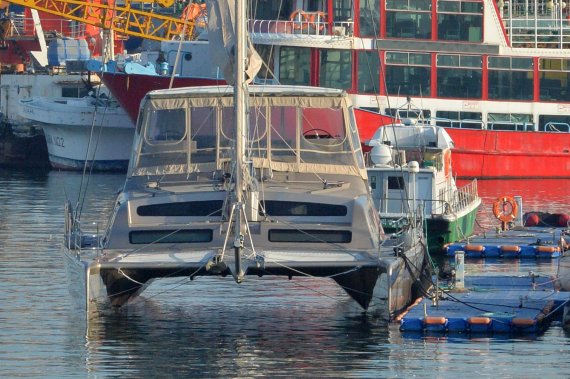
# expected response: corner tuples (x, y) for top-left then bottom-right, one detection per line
(101, 72), (224, 122)
(446, 128), (570, 179)
(41, 123), (134, 171)
(426, 200), (480, 253)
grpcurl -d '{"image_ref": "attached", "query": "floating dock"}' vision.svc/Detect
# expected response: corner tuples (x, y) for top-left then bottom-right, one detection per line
(446, 226), (569, 259)
(399, 274), (569, 335)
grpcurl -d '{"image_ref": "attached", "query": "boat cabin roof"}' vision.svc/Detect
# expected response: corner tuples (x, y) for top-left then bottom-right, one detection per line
(129, 85), (366, 179)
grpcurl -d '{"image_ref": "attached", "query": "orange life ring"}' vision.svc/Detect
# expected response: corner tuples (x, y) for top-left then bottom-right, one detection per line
(492, 195), (519, 223)
(290, 9), (309, 30)
(309, 11), (326, 32)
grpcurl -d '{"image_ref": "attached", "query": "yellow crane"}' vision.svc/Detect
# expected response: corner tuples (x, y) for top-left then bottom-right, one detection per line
(0, 0), (198, 41)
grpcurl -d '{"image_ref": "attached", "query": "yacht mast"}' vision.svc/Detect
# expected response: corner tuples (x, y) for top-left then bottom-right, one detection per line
(233, 0), (247, 282)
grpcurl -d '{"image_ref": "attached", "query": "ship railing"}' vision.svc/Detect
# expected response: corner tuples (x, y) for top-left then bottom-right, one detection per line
(448, 179), (479, 214)
(432, 117), (485, 130)
(544, 122), (570, 132)
(64, 201), (101, 255)
(6, 14), (86, 39)
(500, 0), (570, 49)
(249, 19), (353, 39)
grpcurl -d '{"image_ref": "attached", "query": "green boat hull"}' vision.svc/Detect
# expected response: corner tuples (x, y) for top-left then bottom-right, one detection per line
(425, 206), (479, 253)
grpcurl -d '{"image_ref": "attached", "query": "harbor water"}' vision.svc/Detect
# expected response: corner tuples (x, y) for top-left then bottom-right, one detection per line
(0, 169), (569, 378)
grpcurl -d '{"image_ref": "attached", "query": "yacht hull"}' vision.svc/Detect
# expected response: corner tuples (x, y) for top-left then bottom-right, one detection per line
(64, 243), (428, 320)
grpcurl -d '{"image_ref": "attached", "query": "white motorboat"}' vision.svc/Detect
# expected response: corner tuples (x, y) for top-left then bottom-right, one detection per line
(366, 120), (481, 252)
(19, 93), (135, 171)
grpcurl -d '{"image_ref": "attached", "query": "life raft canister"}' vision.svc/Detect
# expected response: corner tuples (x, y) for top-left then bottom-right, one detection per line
(492, 195), (519, 223)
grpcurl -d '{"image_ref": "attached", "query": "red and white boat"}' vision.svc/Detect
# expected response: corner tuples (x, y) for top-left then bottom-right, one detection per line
(99, 0), (570, 179)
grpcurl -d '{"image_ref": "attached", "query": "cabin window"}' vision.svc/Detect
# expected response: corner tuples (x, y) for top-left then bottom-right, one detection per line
(488, 113), (534, 131)
(436, 54), (482, 99)
(437, 0), (483, 42)
(359, 0), (380, 37)
(319, 49), (353, 90)
(146, 108), (187, 143)
(488, 57), (534, 101)
(260, 201), (348, 216)
(268, 229), (352, 243)
(129, 229), (213, 244)
(357, 51), (380, 94)
(388, 176), (405, 190)
(435, 110), (483, 129)
(61, 86), (90, 98)
(538, 115), (570, 132)
(539, 58), (570, 102)
(270, 105), (298, 162)
(385, 52), (431, 97)
(137, 201), (223, 217)
(190, 106), (218, 163)
(386, 1), (431, 39)
(279, 47), (311, 85)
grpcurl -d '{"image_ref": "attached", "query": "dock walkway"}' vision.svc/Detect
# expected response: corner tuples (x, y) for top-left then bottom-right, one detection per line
(400, 274), (569, 335)
(446, 226), (569, 259)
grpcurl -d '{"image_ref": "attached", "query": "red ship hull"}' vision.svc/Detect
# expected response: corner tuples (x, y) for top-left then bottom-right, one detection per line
(346, 110), (570, 179)
(446, 128), (570, 179)
(101, 72), (224, 122)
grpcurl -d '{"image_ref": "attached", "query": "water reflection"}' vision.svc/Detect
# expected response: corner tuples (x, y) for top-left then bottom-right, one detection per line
(79, 279), (393, 377)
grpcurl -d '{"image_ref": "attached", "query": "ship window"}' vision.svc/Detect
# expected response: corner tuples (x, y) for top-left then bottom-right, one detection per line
(385, 52), (431, 97)
(437, 68), (482, 98)
(260, 201), (348, 216)
(137, 201), (223, 217)
(488, 57), (533, 101)
(437, 54), (482, 99)
(388, 176), (405, 190)
(539, 58), (570, 102)
(319, 49), (353, 90)
(279, 47), (311, 86)
(436, 111), (482, 129)
(538, 115), (570, 132)
(268, 229), (352, 243)
(488, 113), (534, 131)
(385, 108), (430, 119)
(386, 0), (431, 11)
(358, 51), (380, 94)
(437, 1), (483, 42)
(386, 10), (431, 39)
(129, 229), (213, 244)
(359, 0), (380, 37)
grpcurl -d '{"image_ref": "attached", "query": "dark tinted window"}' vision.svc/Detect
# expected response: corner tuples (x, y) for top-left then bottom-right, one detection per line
(129, 229), (213, 244)
(268, 229), (352, 243)
(261, 201), (347, 216)
(137, 201), (223, 216)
